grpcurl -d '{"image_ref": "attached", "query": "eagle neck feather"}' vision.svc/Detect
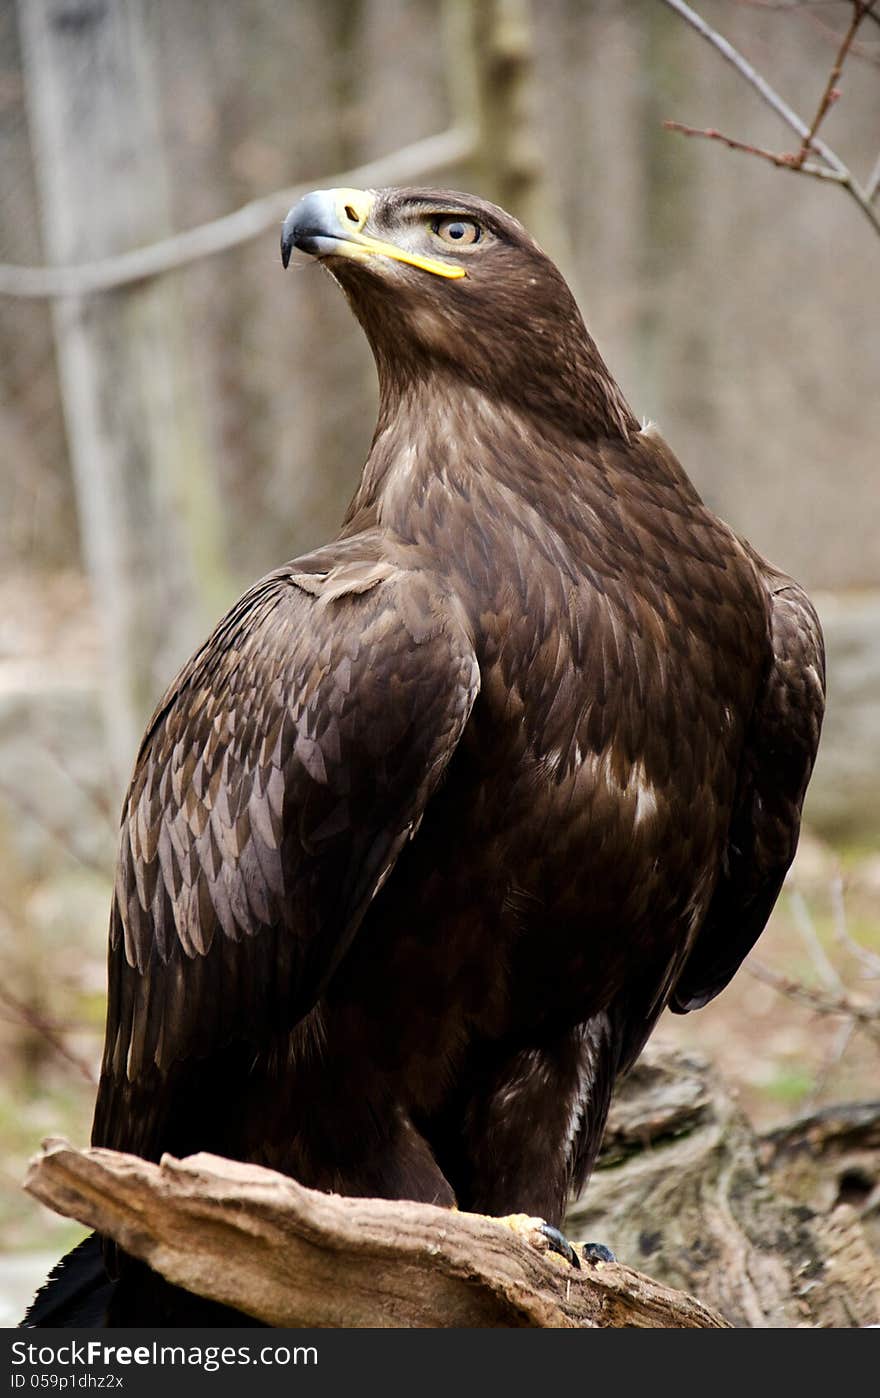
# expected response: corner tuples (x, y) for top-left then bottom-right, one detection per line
(347, 377), (624, 538)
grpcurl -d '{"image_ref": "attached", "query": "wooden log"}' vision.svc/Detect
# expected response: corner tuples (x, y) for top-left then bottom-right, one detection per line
(24, 1140), (728, 1329)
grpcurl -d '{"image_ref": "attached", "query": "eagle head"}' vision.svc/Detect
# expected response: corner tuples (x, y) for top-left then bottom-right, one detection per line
(281, 186), (635, 438)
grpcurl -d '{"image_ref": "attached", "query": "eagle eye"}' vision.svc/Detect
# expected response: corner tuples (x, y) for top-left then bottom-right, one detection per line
(431, 216), (481, 247)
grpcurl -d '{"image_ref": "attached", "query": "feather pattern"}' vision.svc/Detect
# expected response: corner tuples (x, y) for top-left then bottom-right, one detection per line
(93, 548), (479, 1155)
(84, 187), (824, 1278)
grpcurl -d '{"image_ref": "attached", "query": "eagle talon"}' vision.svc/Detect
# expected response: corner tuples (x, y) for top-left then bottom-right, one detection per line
(539, 1223), (581, 1269)
(491, 1214), (581, 1268)
(581, 1242), (616, 1265)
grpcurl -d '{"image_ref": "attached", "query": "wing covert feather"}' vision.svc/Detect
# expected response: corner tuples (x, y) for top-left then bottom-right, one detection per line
(98, 558), (479, 1100)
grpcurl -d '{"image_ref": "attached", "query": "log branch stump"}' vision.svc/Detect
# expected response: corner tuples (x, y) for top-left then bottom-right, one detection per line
(24, 1048), (879, 1327)
(24, 1140), (726, 1329)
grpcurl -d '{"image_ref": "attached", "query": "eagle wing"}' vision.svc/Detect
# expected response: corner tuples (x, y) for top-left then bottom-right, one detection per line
(670, 572), (825, 1013)
(95, 543), (479, 1143)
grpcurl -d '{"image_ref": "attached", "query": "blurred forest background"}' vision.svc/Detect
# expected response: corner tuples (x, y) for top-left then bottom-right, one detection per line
(0, 0), (878, 1320)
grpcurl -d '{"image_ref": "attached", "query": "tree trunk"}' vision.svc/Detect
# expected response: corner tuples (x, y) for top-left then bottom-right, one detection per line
(17, 0), (228, 789)
(445, 0), (558, 255)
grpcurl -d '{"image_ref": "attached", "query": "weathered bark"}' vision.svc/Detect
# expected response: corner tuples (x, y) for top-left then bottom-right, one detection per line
(24, 1140), (727, 1329)
(567, 1047), (880, 1328)
(760, 1100), (880, 1258)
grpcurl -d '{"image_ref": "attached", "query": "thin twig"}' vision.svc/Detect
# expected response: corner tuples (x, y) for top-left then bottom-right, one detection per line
(794, 1), (870, 167)
(662, 121), (849, 182)
(37, 727), (118, 831)
(788, 887), (845, 993)
(0, 986), (97, 1084)
(0, 781), (111, 880)
(661, 0), (880, 237)
(736, 2), (869, 9)
(747, 957), (880, 1044)
(661, 0), (845, 171)
(801, 9), (880, 71)
(830, 874), (880, 978)
(803, 1017), (855, 1112)
(867, 148), (880, 202)
(0, 127), (474, 300)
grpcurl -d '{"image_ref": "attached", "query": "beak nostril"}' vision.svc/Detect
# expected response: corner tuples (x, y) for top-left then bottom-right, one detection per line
(344, 205), (359, 224)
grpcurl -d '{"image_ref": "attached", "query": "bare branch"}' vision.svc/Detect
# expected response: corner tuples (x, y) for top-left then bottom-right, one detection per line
(736, 2), (871, 9)
(831, 875), (880, 977)
(662, 120), (849, 182)
(746, 957), (880, 1044)
(793, 1), (871, 167)
(788, 887), (845, 993)
(36, 727), (118, 832)
(0, 128), (473, 300)
(661, 0), (846, 170)
(802, 1017), (855, 1112)
(662, 0), (880, 237)
(799, 8), (880, 71)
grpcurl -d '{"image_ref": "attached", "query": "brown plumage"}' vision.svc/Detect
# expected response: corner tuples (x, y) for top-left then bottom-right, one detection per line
(27, 187), (825, 1325)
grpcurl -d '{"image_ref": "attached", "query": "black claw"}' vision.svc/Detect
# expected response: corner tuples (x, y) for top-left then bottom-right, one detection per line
(581, 1241), (616, 1264)
(539, 1223), (581, 1269)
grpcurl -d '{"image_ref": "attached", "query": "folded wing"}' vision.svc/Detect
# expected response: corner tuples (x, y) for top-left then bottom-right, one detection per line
(671, 572), (825, 1013)
(93, 544), (479, 1151)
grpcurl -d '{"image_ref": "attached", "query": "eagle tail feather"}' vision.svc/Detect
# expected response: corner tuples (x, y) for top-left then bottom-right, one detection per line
(21, 1233), (114, 1327)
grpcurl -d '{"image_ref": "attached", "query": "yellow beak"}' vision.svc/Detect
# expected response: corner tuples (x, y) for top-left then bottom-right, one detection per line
(281, 188), (466, 280)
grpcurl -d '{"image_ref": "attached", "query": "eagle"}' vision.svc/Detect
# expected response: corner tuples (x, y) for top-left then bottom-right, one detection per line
(26, 186), (824, 1326)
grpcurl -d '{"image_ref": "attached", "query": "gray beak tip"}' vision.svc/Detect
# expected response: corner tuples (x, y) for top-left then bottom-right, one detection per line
(281, 209), (297, 269)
